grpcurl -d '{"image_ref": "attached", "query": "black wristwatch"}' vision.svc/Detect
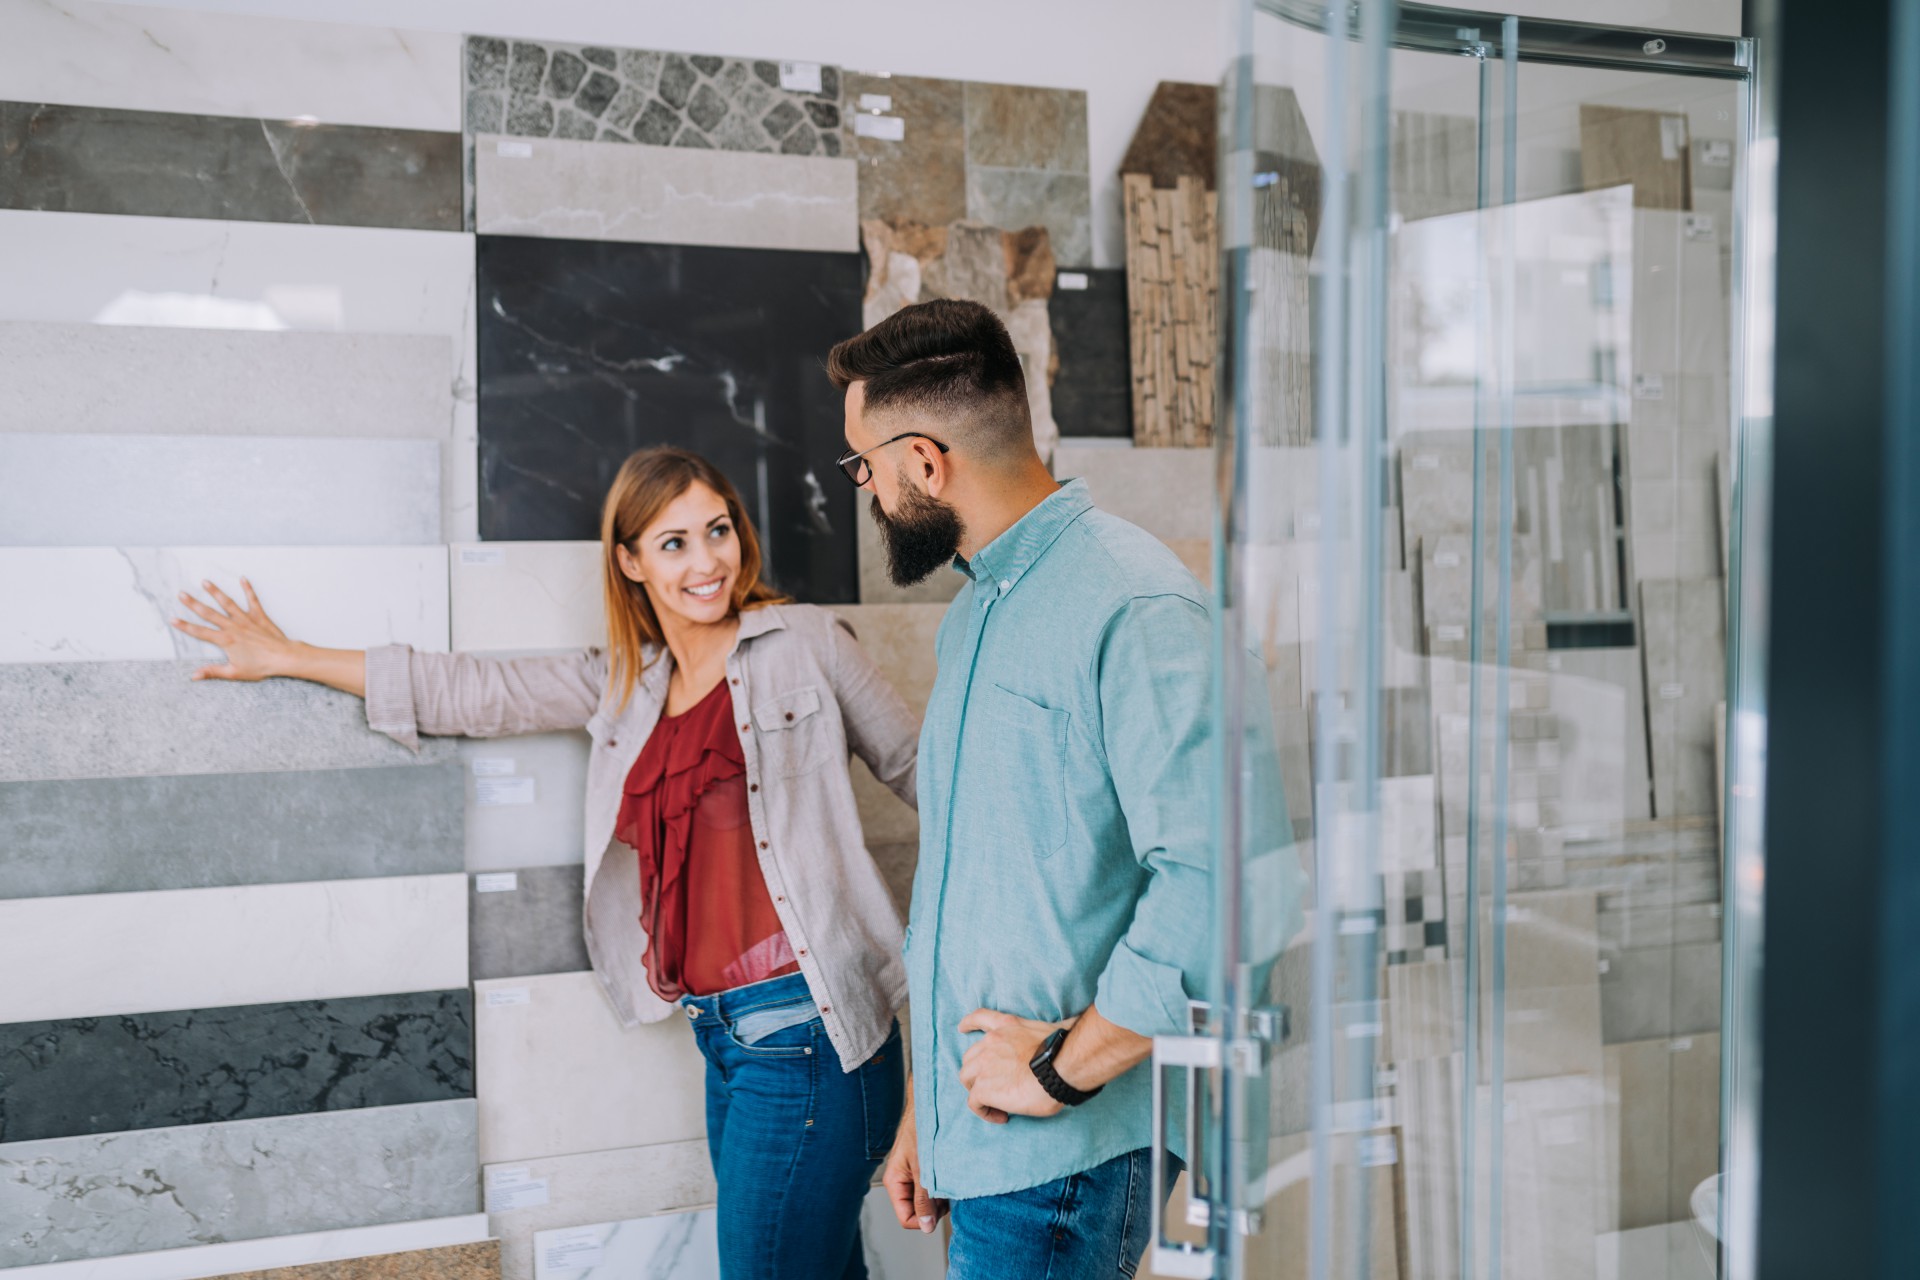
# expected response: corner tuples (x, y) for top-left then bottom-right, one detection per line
(1029, 1026), (1103, 1106)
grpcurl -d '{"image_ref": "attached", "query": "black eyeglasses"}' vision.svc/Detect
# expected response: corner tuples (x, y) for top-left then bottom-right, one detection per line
(835, 432), (949, 486)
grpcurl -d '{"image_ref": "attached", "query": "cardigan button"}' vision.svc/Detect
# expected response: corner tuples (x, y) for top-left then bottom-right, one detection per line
(784, 711), (794, 721)
(759, 841), (768, 850)
(740, 723), (750, 733)
(750, 783), (759, 793)
(797, 948), (807, 957)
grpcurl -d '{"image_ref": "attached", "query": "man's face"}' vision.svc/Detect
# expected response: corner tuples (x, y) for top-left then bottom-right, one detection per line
(843, 381), (966, 587)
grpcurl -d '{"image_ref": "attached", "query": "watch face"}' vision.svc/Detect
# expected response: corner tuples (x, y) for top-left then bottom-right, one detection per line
(1031, 1027), (1066, 1068)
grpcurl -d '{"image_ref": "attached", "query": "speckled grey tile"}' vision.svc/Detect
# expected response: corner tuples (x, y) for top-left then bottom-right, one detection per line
(0, 1100), (478, 1267)
(0, 661), (454, 783)
(966, 168), (1092, 268)
(0, 765), (462, 898)
(0, 991), (472, 1144)
(470, 864), (589, 980)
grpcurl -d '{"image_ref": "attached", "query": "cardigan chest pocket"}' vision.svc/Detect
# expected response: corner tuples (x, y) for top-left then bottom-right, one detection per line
(752, 684), (828, 777)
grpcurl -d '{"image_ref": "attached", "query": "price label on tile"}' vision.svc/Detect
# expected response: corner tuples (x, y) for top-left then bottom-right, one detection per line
(1344, 1021), (1382, 1040)
(1634, 373), (1666, 400)
(854, 114), (905, 141)
(857, 93), (893, 112)
(779, 61), (823, 93)
(495, 140), (534, 159)
(1701, 139), (1733, 167)
(541, 1228), (606, 1273)
(1412, 453), (1442, 471)
(485, 1175), (549, 1213)
(1056, 272), (1090, 291)
(478, 776), (536, 807)
(489, 1166), (535, 1188)
(1434, 551), (1461, 567)
(1659, 682), (1685, 699)
(486, 986), (531, 1007)
(1437, 625), (1466, 642)
(476, 872), (519, 893)
(461, 547), (508, 566)
(1670, 1037), (1694, 1052)
(471, 757), (516, 777)
(1685, 214), (1716, 241)
(1360, 1134), (1399, 1167)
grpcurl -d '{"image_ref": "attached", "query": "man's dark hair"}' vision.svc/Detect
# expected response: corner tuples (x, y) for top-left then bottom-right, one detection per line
(826, 299), (1033, 460)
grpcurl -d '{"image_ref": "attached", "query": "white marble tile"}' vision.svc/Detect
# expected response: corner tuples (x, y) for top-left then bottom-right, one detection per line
(474, 972), (707, 1166)
(0, 321), (451, 440)
(0, 1101), (478, 1268)
(0, 0), (460, 131)
(0, 1214), (488, 1280)
(476, 136), (858, 253)
(451, 543), (606, 652)
(462, 732), (593, 872)
(0, 546), (448, 663)
(0, 435), (440, 547)
(484, 1141), (715, 1280)
(0, 875), (467, 1023)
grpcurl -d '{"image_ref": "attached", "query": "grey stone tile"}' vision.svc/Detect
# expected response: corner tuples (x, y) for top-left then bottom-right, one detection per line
(1601, 945), (1674, 1043)
(0, 990), (472, 1144)
(963, 83), (1089, 172)
(843, 72), (967, 227)
(470, 863), (591, 981)
(0, 102), (459, 231)
(966, 167), (1093, 268)
(1639, 580), (1726, 819)
(0, 1099), (478, 1266)
(0, 764), (463, 898)
(0, 661), (454, 783)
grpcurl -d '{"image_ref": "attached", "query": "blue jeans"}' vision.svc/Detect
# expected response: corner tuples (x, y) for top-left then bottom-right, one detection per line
(947, 1147), (1176, 1280)
(682, 972), (905, 1280)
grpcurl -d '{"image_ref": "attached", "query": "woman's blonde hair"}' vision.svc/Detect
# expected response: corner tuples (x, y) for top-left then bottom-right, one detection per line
(600, 447), (787, 709)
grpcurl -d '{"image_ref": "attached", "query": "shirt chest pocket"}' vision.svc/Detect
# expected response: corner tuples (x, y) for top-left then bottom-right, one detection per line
(974, 684), (1070, 858)
(752, 685), (829, 777)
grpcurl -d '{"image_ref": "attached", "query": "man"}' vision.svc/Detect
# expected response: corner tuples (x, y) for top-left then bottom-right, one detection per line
(828, 298), (1212, 1278)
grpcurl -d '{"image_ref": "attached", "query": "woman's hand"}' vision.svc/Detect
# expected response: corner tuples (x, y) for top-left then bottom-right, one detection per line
(173, 578), (297, 682)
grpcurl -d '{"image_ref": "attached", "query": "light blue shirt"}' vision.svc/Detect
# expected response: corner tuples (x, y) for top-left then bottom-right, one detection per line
(907, 479), (1221, 1199)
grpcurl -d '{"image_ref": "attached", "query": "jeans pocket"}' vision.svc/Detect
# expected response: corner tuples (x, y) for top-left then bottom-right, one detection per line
(858, 1021), (906, 1162)
(1116, 1149), (1153, 1278)
(724, 1012), (818, 1058)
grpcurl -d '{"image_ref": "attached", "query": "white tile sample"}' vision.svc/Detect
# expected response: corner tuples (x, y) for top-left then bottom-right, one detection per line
(0, 435), (440, 547)
(1052, 442), (1213, 542)
(463, 733), (593, 871)
(484, 1141), (715, 1280)
(0, 322), (450, 440)
(0, 875), (468, 1022)
(474, 971), (707, 1165)
(1640, 580), (1726, 819)
(451, 543), (606, 652)
(0, 1214), (488, 1280)
(0, 0), (461, 131)
(533, 1210), (717, 1280)
(0, 660), (455, 783)
(0, 546), (449, 663)
(0, 1101), (478, 1268)
(476, 136), (859, 252)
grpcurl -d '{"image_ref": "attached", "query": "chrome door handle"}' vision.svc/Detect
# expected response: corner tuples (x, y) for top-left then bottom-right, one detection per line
(1151, 1032), (1219, 1279)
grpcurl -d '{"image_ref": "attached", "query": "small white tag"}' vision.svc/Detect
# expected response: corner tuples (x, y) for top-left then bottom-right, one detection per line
(1375, 1066), (1399, 1088)
(1056, 271), (1090, 291)
(1671, 1037), (1694, 1051)
(540, 1227), (605, 1273)
(1634, 373), (1666, 400)
(496, 139), (534, 159)
(1338, 917), (1377, 935)
(1659, 682), (1685, 699)
(486, 986), (531, 1007)
(461, 547), (508, 566)
(1360, 1134), (1399, 1167)
(478, 776), (537, 807)
(1685, 213), (1716, 241)
(1412, 453), (1442, 471)
(1434, 551), (1461, 568)
(1437, 625), (1466, 642)
(855, 114), (905, 141)
(1709, 903), (1724, 918)
(1598, 959), (1611, 974)
(857, 93), (893, 112)
(1344, 1021), (1382, 1039)
(476, 872), (519, 893)
(1300, 511), (1322, 532)
(486, 1178), (548, 1212)
(1701, 139), (1733, 167)
(488, 1167), (534, 1189)
(778, 61), (823, 93)
(471, 757), (516, 777)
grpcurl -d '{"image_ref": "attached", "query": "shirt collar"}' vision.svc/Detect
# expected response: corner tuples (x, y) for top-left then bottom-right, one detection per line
(956, 480), (1092, 594)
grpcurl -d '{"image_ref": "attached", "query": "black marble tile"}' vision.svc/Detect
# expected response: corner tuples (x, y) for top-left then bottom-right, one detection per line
(0, 990), (473, 1143)
(1050, 267), (1133, 438)
(477, 235), (864, 602)
(0, 102), (461, 231)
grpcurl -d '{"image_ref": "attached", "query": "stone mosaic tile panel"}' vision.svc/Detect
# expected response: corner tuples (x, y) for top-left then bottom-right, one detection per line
(470, 864), (591, 981)
(466, 37), (843, 156)
(0, 764), (463, 898)
(0, 1100), (479, 1267)
(841, 73), (967, 226)
(216, 1240), (499, 1280)
(0, 1214), (489, 1280)
(1050, 269), (1133, 438)
(0, 102), (460, 230)
(0, 990), (473, 1144)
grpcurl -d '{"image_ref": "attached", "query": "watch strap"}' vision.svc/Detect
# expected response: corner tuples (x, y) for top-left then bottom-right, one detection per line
(1030, 1026), (1103, 1106)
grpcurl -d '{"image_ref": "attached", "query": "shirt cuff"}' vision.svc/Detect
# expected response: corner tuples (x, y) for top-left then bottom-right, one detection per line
(1094, 937), (1196, 1041)
(363, 643), (421, 751)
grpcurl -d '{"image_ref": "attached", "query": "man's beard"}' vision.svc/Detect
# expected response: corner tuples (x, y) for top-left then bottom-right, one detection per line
(870, 484), (965, 587)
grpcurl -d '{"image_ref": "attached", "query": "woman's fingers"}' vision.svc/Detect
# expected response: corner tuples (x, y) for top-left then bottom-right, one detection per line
(203, 581), (245, 618)
(240, 577), (263, 612)
(191, 663), (239, 681)
(171, 618), (221, 645)
(178, 591), (228, 625)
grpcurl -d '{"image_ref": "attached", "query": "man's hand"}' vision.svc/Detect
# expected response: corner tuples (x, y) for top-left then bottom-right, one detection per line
(882, 1084), (947, 1234)
(956, 1008), (1071, 1123)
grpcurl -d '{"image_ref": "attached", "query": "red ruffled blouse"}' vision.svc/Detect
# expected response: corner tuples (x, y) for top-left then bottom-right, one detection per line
(615, 678), (800, 1000)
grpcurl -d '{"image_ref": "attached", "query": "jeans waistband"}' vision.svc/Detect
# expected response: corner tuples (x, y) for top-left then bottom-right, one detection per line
(679, 970), (812, 1026)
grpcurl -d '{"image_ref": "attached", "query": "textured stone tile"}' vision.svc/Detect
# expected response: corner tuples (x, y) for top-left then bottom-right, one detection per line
(0, 875), (468, 1023)
(0, 660), (453, 783)
(0, 1214), (489, 1280)
(1050, 268), (1132, 438)
(471, 864), (590, 980)
(966, 167), (1093, 268)
(476, 135), (855, 250)
(451, 542), (605, 651)
(0, 434), (440, 547)
(474, 972), (706, 1164)
(217, 1239), (499, 1280)
(1053, 442), (1212, 542)
(1119, 82), (1215, 189)
(0, 1100), (479, 1267)
(0, 990), (472, 1144)
(0, 547), (448, 664)
(0, 764), (462, 898)
(484, 1141), (715, 1280)
(842, 73), (967, 226)
(0, 322), (449, 439)
(461, 732), (593, 872)
(0, 2), (460, 131)
(0, 102), (460, 231)
(962, 83), (1088, 173)
(1639, 580), (1725, 819)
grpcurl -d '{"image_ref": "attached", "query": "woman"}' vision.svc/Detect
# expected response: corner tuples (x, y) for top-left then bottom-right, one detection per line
(174, 447), (918, 1280)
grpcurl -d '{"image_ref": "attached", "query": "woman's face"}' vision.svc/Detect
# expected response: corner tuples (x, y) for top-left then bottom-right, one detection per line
(616, 481), (742, 631)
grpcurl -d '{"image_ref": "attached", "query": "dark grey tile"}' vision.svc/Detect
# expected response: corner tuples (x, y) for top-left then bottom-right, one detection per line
(0, 990), (472, 1143)
(0, 102), (461, 231)
(476, 235), (863, 602)
(0, 764), (463, 899)
(1049, 267), (1131, 438)
(468, 37), (508, 90)
(546, 50), (588, 99)
(470, 864), (591, 980)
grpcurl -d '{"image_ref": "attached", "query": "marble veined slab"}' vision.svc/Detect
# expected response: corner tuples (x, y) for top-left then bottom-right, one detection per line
(0, 1213), (489, 1280)
(0, 1), (460, 132)
(451, 543), (606, 652)
(0, 435), (440, 547)
(0, 546), (449, 664)
(0, 764), (463, 899)
(0, 322), (451, 439)
(471, 864), (590, 981)
(0, 660), (454, 783)
(0, 990), (472, 1143)
(474, 972), (706, 1164)
(476, 135), (857, 252)
(0, 1100), (479, 1268)
(461, 733), (592, 872)
(0, 875), (467, 1023)
(483, 1141), (714, 1280)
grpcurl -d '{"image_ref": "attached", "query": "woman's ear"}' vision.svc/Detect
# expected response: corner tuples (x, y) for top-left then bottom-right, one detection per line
(614, 541), (645, 585)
